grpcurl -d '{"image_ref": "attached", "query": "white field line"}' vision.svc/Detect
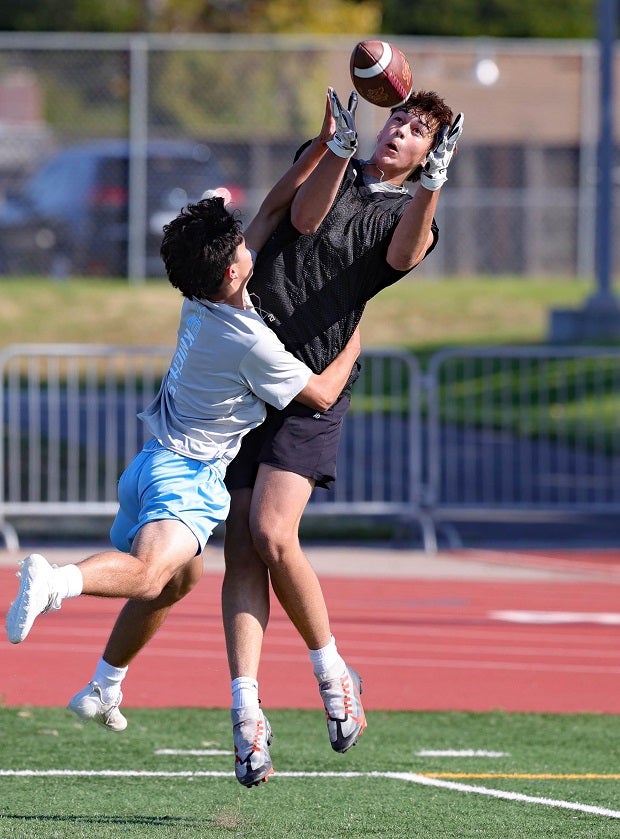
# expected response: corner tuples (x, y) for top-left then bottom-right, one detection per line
(383, 772), (620, 820)
(0, 769), (618, 819)
(24, 622), (619, 650)
(467, 549), (620, 580)
(416, 749), (510, 757)
(490, 610), (620, 624)
(10, 642), (620, 674)
(154, 749), (231, 756)
(16, 635), (617, 661)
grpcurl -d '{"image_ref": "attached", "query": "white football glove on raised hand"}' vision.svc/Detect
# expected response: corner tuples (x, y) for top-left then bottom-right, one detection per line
(421, 112), (464, 191)
(327, 88), (359, 159)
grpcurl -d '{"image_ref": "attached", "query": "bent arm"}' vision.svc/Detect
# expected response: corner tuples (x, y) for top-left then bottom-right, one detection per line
(290, 89), (354, 235)
(290, 151), (349, 235)
(294, 327), (361, 412)
(245, 94), (333, 253)
(388, 113), (463, 272)
(386, 184), (439, 272)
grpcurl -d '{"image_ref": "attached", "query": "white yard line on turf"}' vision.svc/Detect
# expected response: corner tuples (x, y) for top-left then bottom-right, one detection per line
(384, 772), (620, 820)
(416, 749), (510, 757)
(0, 769), (618, 819)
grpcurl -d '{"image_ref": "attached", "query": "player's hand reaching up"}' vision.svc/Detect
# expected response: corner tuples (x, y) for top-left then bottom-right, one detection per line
(421, 112), (464, 192)
(326, 88), (358, 159)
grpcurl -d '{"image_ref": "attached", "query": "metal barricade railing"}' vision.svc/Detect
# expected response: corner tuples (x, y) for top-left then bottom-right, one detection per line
(425, 346), (620, 534)
(307, 349), (433, 546)
(0, 344), (171, 548)
(0, 344), (427, 549)
(3, 344), (620, 553)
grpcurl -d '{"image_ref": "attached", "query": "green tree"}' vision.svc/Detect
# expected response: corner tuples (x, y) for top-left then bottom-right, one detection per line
(0, 0), (141, 32)
(153, 0), (381, 34)
(0, 0), (381, 34)
(0, 0), (600, 40)
(380, 0), (597, 39)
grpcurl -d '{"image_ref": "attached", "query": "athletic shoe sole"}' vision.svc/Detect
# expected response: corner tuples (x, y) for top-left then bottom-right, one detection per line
(67, 681), (128, 733)
(5, 554), (60, 644)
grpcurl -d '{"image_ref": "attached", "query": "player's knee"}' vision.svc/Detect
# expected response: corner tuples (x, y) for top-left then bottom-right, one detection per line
(160, 562), (202, 603)
(138, 574), (168, 601)
(128, 560), (175, 601)
(250, 521), (290, 568)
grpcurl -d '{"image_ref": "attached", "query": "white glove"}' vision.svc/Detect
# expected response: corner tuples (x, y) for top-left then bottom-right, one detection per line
(421, 112), (464, 191)
(327, 88), (358, 159)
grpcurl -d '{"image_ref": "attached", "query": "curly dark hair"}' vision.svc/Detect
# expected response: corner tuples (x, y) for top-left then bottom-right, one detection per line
(160, 197), (244, 300)
(390, 90), (455, 183)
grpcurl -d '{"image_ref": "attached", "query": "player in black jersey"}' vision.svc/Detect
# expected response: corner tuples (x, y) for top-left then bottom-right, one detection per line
(60, 86), (463, 787)
(221, 89), (463, 774)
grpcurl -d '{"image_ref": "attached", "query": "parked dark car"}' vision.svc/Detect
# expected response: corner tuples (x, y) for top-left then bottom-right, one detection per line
(0, 139), (245, 278)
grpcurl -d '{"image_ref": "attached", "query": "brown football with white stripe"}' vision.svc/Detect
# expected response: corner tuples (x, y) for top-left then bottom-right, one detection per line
(350, 40), (413, 108)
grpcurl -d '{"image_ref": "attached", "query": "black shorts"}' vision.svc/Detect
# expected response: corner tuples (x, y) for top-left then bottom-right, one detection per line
(225, 393), (351, 492)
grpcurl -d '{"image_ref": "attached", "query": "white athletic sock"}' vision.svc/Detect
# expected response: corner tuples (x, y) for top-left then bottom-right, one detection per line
(231, 677), (259, 711)
(52, 564), (83, 599)
(93, 657), (128, 703)
(309, 635), (347, 682)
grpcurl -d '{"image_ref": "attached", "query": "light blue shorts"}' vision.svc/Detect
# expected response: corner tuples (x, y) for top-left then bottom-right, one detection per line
(109, 438), (230, 553)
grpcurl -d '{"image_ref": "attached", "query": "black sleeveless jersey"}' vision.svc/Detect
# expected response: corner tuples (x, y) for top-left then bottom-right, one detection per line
(250, 158), (439, 391)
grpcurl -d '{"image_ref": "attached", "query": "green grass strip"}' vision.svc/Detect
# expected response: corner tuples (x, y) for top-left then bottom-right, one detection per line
(1, 707), (619, 838)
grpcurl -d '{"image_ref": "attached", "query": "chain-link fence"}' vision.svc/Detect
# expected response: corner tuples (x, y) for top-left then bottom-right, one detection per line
(0, 32), (612, 281)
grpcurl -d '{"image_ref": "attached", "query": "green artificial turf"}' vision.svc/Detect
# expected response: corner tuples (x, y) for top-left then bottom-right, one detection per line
(0, 707), (618, 838)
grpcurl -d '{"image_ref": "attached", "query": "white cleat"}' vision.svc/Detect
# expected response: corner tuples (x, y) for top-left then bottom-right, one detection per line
(231, 707), (274, 787)
(5, 554), (62, 644)
(67, 681), (128, 733)
(319, 666), (367, 753)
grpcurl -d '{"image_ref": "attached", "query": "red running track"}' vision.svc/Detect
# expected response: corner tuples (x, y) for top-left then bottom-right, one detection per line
(1, 548), (619, 714)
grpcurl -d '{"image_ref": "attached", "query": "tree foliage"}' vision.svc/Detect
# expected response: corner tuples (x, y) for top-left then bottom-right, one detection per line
(380, 0), (597, 39)
(0, 0), (381, 35)
(0, 0), (142, 33)
(0, 0), (601, 38)
(151, 0), (381, 34)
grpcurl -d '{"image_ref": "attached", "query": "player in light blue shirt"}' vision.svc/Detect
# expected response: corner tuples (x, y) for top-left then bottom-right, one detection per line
(5, 118), (360, 672)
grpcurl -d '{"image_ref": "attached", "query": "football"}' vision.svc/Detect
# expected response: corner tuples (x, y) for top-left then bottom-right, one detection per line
(350, 40), (413, 108)
(351, 41), (413, 108)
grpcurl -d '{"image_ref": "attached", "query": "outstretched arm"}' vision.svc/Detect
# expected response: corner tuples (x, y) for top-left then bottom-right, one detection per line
(290, 89), (358, 235)
(387, 113), (464, 272)
(385, 185), (439, 272)
(244, 94), (334, 253)
(294, 326), (361, 412)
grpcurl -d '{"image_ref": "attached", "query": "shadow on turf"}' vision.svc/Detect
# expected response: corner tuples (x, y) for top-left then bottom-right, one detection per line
(4, 814), (204, 827)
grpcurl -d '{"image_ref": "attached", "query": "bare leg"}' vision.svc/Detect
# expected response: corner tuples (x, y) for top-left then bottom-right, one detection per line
(77, 519), (198, 600)
(222, 471), (364, 773)
(64, 522), (201, 731)
(6, 518), (200, 650)
(250, 464), (332, 651)
(78, 519), (198, 600)
(102, 552), (204, 668)
(222, 488), (270, 680)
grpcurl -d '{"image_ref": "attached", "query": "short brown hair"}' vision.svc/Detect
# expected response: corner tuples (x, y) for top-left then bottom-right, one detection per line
(390, 90), (454, 182)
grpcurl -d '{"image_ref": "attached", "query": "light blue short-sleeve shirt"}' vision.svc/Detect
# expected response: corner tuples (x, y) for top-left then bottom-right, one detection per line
(138, 296), (311, 468)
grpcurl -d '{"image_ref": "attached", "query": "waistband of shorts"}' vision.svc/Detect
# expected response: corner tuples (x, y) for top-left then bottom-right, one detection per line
(144, 437), (226, 481)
